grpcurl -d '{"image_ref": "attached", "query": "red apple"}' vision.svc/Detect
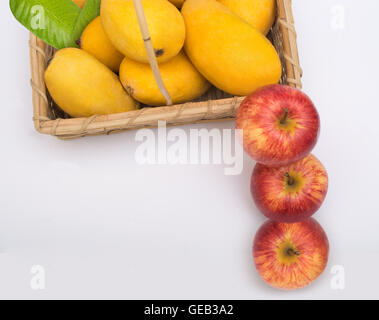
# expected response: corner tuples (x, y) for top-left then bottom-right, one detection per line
(253, 218), (329, 290)
(236, 84), (320, 166)
(251, 154), (328, 223)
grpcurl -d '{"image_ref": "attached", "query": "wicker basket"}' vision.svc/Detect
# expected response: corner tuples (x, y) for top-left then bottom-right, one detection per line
(30, 0), (302, 140)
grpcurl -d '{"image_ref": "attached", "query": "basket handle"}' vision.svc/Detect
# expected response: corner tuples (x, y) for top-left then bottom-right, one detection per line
(132, 0), (173, 106)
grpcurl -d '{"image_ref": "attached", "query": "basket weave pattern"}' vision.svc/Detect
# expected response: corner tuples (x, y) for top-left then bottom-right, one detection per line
(30, 0), (302, 139)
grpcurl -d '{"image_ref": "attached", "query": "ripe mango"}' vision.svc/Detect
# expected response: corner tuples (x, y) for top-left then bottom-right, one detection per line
(80, 16), (124, 72)
(217, 0), (276, 35)
(45, 48), (138, 118)
(72, 0), (86, 8)
(101, 0), (185, 63)
(182, 0), (282, 96)
(119, 52), (211, 106)
(169, 0), (185, 8)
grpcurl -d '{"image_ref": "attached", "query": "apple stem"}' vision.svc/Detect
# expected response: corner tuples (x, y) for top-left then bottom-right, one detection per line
(287, 248), (300, 256)
(280, 108), (290, 124)
(285, 172), (295, 186)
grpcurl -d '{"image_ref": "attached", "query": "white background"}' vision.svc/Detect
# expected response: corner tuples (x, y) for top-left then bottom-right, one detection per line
(0, 0), (378, 299)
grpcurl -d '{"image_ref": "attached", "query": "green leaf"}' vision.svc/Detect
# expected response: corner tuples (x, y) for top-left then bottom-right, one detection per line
(10, 0), (101, 49)
(72, 0), (101, 44)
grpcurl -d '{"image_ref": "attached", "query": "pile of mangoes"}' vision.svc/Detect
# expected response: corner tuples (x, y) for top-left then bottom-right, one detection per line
(45, 0), (282, 118)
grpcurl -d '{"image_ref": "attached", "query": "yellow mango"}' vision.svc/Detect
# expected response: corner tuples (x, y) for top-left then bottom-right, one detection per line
(217, 0), (276, 35)
(182, 0), (282, 96)
(169, 0), (185, 8)
(72, 0), (86, 8)
(119, 52), (211, 106)
(80, 16), (124, 72)
(101, 0), (185, 63)
(45, 48), (138, 118)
